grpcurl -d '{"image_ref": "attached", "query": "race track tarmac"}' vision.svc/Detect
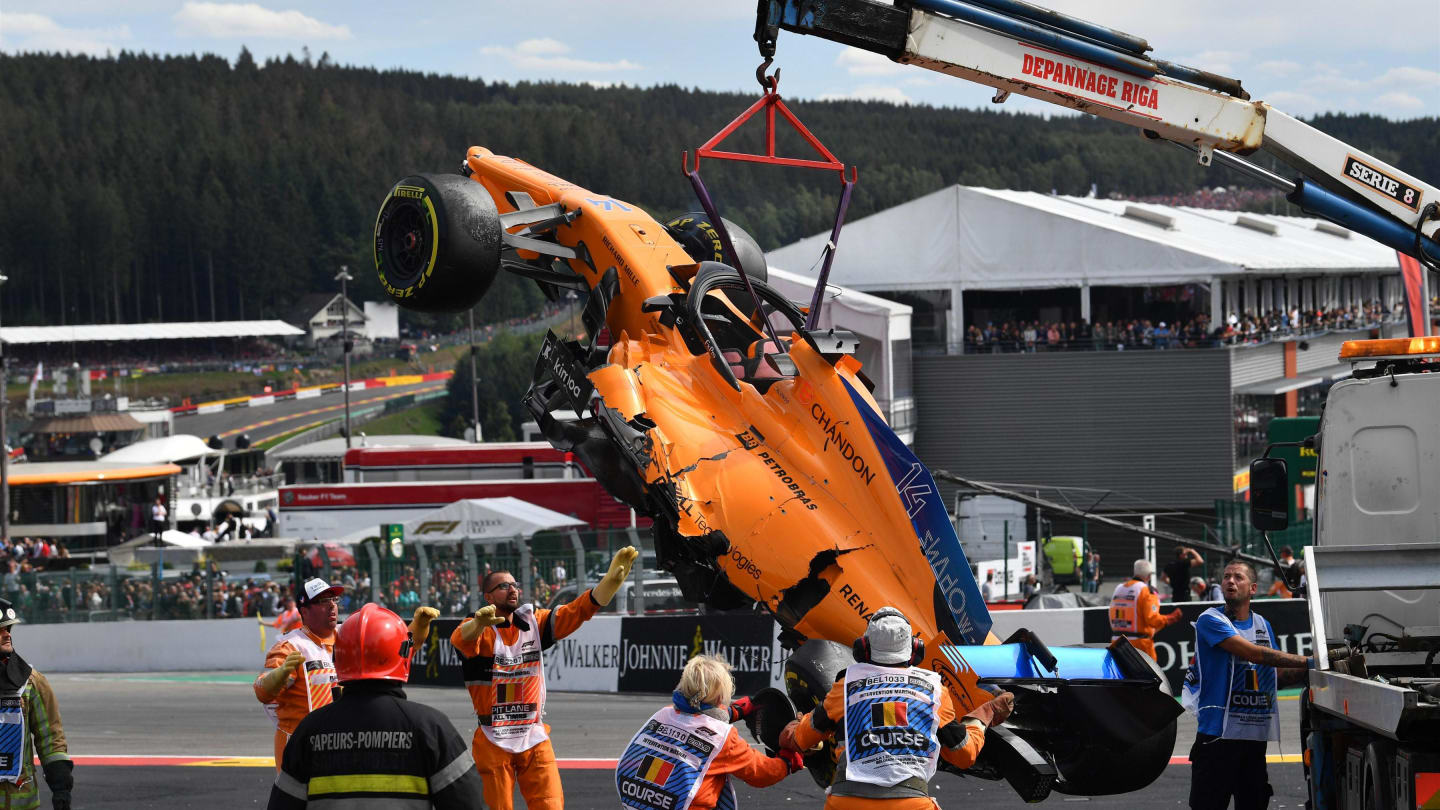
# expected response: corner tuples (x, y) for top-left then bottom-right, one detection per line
(48, 672), (1309, 809)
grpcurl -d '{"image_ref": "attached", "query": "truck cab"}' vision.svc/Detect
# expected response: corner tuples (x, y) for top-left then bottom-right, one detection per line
(1250, 337), (1440, 810)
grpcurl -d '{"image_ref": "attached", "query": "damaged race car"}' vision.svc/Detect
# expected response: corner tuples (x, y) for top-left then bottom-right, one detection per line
(372, 147), (1181, 801)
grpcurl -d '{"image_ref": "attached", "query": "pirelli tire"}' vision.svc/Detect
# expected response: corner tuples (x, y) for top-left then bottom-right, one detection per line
(374, 173), (502, 313)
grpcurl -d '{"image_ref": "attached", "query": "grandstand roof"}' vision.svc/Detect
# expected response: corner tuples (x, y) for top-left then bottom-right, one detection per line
(767, 185), (1402, 293)
(271, 435), (470, 462)
(0, 320), (305, 345)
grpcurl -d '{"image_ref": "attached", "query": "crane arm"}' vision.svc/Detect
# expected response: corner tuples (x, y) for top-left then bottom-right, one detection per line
(755, 0), (1440, 262)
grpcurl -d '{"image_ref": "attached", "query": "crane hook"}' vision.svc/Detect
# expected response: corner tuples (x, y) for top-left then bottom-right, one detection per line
(756, 59), (780, 93)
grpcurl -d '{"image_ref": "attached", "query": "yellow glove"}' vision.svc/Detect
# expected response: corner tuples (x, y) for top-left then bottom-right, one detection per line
(593, 546), (640, 606)
(458, 605), (507, 644)
(257, 651), (305, 698)
(409, 606), (440, 645)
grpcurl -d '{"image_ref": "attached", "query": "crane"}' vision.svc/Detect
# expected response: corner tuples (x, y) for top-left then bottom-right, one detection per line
(753, 0), (1439, 270)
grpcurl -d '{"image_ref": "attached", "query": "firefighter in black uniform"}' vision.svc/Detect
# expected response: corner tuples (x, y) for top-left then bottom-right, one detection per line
(267, 603), (485, 809)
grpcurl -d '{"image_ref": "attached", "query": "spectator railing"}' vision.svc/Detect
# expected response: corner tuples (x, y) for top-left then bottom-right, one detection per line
(13, 525), (693, 624)
(934, 311), (1397, 356)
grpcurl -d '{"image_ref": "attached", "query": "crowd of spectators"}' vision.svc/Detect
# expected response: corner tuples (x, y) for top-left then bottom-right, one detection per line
(7, 532), (598, 625)
(1218, 302), (1395, 343)
(962, 302), (1401, 354)
(372, 556), (577, 619)
(1118, 186), (1280, 212)
(12, 337), (298, 378)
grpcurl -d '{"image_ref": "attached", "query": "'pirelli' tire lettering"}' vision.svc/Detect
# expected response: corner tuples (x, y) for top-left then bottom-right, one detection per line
(371, 173), (501, 313)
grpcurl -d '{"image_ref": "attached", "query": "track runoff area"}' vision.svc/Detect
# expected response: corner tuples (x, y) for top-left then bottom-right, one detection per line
(55, 671), (1306, 809)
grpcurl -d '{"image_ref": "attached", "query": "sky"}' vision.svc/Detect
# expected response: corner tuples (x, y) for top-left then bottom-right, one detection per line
(2, 0), (1437, 119)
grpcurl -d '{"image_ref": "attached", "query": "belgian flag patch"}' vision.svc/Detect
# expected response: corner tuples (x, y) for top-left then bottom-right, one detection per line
(638, 755), (675, 786)
(871, 702), (908, 727)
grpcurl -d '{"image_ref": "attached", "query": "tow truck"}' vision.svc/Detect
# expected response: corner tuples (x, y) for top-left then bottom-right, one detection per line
(1249, 338), (1440, 810)
(756, 1), (1439, 806)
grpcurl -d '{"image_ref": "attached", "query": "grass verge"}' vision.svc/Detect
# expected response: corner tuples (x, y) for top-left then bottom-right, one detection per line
(359, 400), (448, 437)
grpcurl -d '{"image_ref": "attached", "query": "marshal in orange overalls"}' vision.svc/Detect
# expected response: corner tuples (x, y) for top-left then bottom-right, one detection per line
(253, 627), (336, 767)
(790, 677), (988, 810)
(450, 589), (602, 810)
(1109, 578), (1183, 660)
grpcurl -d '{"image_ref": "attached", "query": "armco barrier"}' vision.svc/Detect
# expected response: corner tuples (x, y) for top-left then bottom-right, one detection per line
(1078, 598), (1311, 692)
(18, 618), (269, 672)
(21, 601), (1309, 696)
(173, 371), (452, 416)
(409, 615), (785, 694)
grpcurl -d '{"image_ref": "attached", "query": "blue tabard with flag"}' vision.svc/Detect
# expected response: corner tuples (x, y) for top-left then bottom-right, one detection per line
(1181, 606), (1280, 741)
(0, 690), (25, 783)
(617, 706), (735, 810)
(841, 663), (941, 786)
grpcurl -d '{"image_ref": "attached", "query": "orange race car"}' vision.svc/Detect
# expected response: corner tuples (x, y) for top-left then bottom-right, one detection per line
(372, 147), (1180, 801)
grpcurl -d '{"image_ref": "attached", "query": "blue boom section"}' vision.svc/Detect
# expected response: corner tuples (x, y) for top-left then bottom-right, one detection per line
(961, 0), (1150, 56)
(941, 643), (1128, 681)
(1289, 180), (1440, 263)
(907, 0), (1158, 78)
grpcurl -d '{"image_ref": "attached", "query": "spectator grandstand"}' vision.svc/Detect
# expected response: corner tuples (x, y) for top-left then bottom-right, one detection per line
(961, 301), (1405, 353)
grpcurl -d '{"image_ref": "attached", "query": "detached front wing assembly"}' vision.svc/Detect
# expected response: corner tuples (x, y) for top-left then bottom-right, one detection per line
(945, 637), (1182, 798)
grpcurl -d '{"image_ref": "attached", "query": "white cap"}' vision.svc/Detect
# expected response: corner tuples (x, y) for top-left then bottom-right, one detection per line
(865, 608), (914, 665)
(298, 577), (343, 606)
(1133, 559), (1154, 579)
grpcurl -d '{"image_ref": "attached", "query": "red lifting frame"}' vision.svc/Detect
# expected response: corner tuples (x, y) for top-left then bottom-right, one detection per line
(692, 81), (852, 177)
(683, 73), (857, 333)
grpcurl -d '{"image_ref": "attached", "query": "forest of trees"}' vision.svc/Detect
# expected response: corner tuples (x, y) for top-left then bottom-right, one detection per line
(1, 49), (1435, 332)
(439, 331), (546, 441)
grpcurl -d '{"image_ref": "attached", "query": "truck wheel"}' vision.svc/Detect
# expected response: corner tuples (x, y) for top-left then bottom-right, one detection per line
(373, 174), (501, 313)
(1362, 741), (1394, 810)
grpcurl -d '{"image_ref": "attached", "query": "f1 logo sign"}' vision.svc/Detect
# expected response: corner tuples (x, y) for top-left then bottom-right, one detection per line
(895, 463), (932, 519)
(414, 521), (459, 535)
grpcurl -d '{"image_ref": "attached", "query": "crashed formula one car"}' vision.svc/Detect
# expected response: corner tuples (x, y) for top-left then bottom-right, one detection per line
(372, 147), (1181, 801)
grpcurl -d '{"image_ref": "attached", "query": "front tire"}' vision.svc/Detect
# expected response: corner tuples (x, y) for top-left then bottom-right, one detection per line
(373, 173), (501, 313)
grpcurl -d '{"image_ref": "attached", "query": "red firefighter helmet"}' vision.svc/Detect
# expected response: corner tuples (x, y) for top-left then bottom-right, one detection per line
(335, 603), (412, 683)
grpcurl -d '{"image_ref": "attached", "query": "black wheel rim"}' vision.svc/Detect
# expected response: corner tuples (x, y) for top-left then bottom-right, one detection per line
(380, 200), (430, 283)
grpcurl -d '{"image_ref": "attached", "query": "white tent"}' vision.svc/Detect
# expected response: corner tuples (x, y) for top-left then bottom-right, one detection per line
(765, 267), (916, 444)
(768, 185), (1398, 292)
(766, 185), (1401, 346)
(101, 434), (218, 465)
(124, 529), (212, 565)
(339, 497), (587, 544)
(0, 320), (303, 345)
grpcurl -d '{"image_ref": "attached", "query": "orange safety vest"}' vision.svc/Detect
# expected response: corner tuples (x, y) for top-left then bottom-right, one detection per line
(1109, 579), (1147, 637)
(260, 629), (336, 735)
(275, 607), (301, 632)
(481, 604), (548, 753)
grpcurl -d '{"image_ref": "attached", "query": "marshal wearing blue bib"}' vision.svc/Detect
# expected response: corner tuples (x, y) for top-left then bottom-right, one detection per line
(0, 690), (23, 782)
(617, 705), (735, 810)
(1182, 606), (1280, 741)
(840, 662), (941, 788)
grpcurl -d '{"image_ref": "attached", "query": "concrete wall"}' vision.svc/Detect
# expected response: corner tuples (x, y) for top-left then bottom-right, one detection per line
(18, 618), (267, 673)
(986, 608), (1085, 645)
(913, 350), (1234, 508)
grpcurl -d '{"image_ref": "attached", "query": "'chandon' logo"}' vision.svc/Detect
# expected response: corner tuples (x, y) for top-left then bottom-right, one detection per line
(810, 404), (875, 485)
